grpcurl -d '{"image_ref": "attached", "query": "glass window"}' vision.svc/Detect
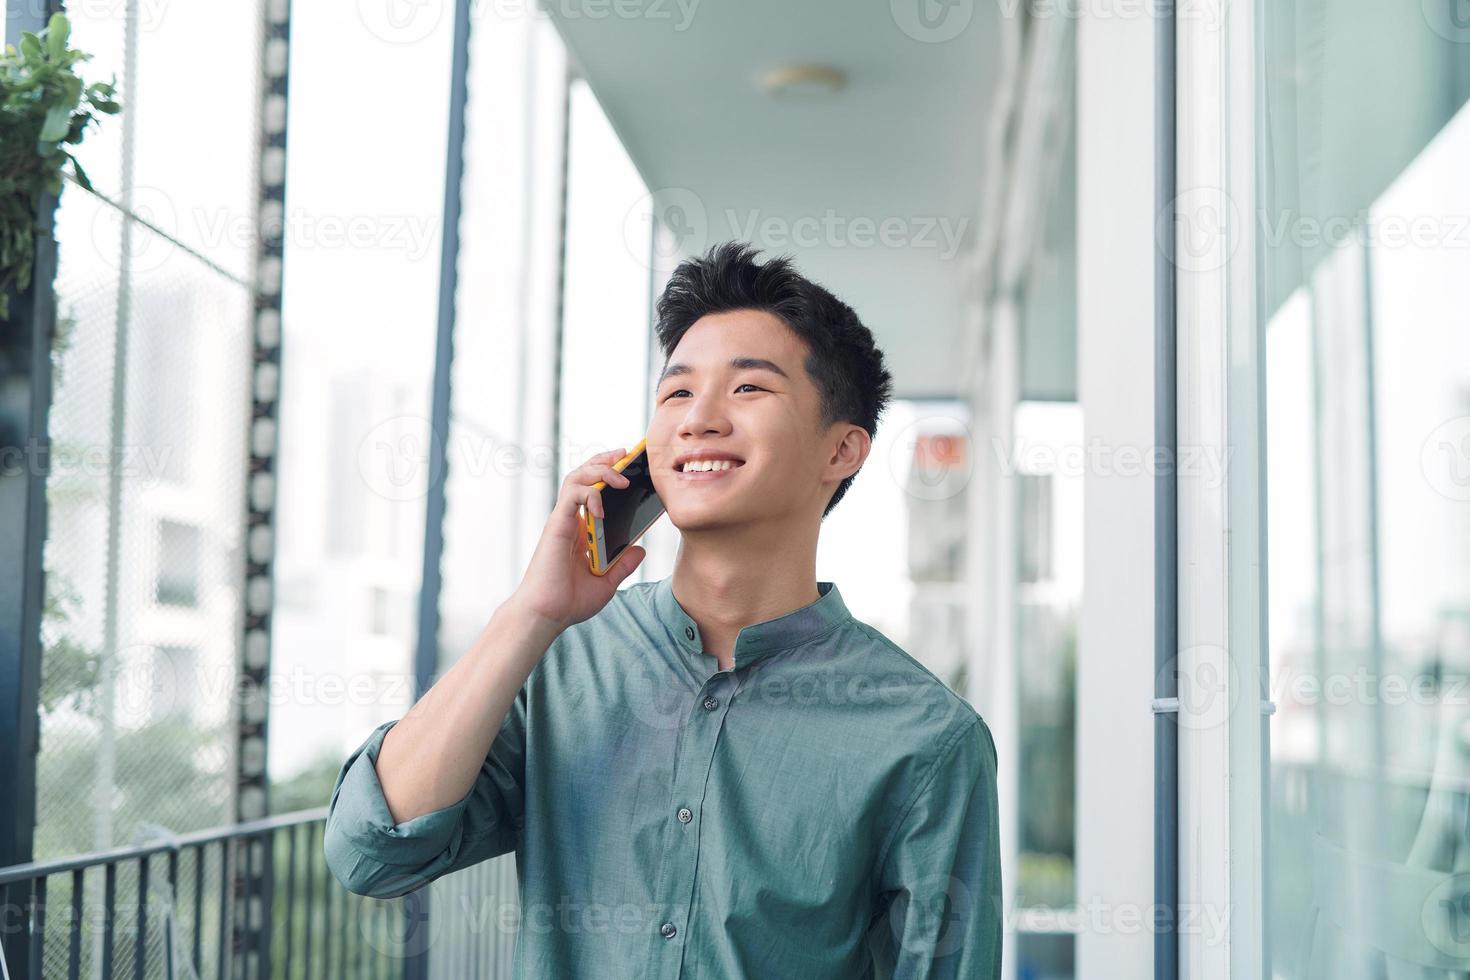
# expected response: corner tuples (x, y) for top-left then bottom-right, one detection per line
(154, 520), (201, 608)
(265, 4), (453, 805)
(558, 77), (655, 483)
(1011, 402), (1081, 929)
(1259, 4), (1470, 973)
(437, 15), (570, 668)
(40, 0), (257, 861)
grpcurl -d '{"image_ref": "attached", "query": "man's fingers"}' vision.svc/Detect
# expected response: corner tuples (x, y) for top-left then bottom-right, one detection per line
(606, 546), (645, 587)
(561, 454), (627, 494)
(572, 484), (602, 520)
(572, 462), (630, 488)
(553, 449), (634, 525)
(596, 464), (630, 487)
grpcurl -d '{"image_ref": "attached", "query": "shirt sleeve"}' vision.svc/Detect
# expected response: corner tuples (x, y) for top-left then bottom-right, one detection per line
(866, 716), (1003, 980)
(322, 683), (528, 899)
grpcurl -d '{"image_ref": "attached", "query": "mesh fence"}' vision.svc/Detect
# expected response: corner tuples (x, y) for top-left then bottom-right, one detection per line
(38, 172), (253, 980)
(2, 816), (448, 980)
(19, 842), (229, 980)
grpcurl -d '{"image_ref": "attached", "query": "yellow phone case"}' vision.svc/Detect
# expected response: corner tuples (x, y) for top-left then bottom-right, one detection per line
(584, 436), (656, 576)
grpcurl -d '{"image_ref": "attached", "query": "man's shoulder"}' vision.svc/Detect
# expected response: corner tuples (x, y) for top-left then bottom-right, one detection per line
(832, 618), (996, 840)
(840, 616), (984, 731)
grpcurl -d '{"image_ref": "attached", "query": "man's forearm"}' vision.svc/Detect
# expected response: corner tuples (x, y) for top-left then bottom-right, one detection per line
(374, 597), (563, 824)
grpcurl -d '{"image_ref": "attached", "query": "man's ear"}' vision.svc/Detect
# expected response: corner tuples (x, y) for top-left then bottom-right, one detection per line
(828, 424), (871, 483)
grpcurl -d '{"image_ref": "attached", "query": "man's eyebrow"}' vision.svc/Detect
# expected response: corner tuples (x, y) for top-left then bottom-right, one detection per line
(656, 356), (790, 387)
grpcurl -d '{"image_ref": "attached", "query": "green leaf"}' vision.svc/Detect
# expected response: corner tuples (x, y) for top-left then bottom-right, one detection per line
(69, 155), (94, 191)
(0, 14), (117, 296)
(46, 13), (70, 59)
(59, 73), (82, 105)
(38, 103), (70, 142)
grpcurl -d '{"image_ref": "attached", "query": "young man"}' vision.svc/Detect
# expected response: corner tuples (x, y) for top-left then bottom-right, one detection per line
(324, 242), (1002, 978)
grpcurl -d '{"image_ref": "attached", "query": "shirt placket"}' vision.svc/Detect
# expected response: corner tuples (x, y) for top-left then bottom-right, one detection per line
(650, 641), (737, 979)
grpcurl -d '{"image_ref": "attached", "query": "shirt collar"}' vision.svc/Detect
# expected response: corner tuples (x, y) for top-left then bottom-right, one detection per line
(650, 575), (852, 669)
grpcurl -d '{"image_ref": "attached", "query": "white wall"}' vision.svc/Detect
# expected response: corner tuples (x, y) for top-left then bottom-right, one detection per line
(1076, 8), (1158, 977)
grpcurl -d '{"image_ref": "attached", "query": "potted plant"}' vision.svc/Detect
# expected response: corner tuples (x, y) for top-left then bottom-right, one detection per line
(1, 12), (119, 323)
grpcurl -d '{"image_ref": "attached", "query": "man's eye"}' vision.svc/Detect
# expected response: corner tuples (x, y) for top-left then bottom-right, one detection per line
(662, 384), (762, 401)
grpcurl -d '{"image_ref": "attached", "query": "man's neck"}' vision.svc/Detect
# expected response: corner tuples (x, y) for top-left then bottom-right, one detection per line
(670, 532), (820, 671)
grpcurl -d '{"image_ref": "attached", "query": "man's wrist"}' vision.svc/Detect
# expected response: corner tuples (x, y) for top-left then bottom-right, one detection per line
(495, 593), (566, 654)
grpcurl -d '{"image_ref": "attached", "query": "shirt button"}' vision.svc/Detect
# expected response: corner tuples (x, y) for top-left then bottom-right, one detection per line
(660, 922), (677, 939)
(677, 807), (692, 823)
(702, 696), (719, 711)
(684, 625), (695, 641)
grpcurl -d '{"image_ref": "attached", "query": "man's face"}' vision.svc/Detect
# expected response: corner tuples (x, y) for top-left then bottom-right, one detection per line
(646, 309), (840, 533)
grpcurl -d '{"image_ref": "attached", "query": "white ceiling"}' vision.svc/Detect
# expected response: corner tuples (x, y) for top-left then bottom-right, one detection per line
(546, 0), (1002, 399)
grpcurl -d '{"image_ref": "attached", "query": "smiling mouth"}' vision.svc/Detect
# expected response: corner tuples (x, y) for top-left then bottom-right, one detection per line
(675, 459), (745, 478)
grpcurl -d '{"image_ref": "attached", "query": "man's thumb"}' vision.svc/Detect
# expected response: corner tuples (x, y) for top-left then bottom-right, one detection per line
(607, 546), (646, 586)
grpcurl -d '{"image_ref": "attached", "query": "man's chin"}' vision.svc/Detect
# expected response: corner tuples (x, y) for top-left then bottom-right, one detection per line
(665, 505), (746, 534)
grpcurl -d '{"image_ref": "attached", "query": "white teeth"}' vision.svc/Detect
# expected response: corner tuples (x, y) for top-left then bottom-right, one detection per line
(681, 459), (739, 472)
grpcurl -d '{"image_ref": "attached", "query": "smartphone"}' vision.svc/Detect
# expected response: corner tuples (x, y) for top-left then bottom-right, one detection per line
(583, 437), (666, 576)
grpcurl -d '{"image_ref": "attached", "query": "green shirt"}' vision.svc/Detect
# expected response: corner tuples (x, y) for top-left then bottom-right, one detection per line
(324, 576), (1002, 979)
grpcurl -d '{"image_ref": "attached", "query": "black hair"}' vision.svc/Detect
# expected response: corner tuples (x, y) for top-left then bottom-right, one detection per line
(654, 241), (895, 518)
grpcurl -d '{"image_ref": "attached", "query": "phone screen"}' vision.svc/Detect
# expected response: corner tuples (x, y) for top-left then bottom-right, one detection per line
(600, 449), (665, 564)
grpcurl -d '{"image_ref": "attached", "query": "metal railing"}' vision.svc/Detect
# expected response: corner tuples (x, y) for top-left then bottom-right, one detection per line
(0, 807), (414, 980)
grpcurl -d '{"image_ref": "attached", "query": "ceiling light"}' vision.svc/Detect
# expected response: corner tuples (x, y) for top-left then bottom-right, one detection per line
(761, 65), (846, 99)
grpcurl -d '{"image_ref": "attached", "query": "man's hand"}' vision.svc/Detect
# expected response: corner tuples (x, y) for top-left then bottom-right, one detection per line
(508, 447), (648, 632)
